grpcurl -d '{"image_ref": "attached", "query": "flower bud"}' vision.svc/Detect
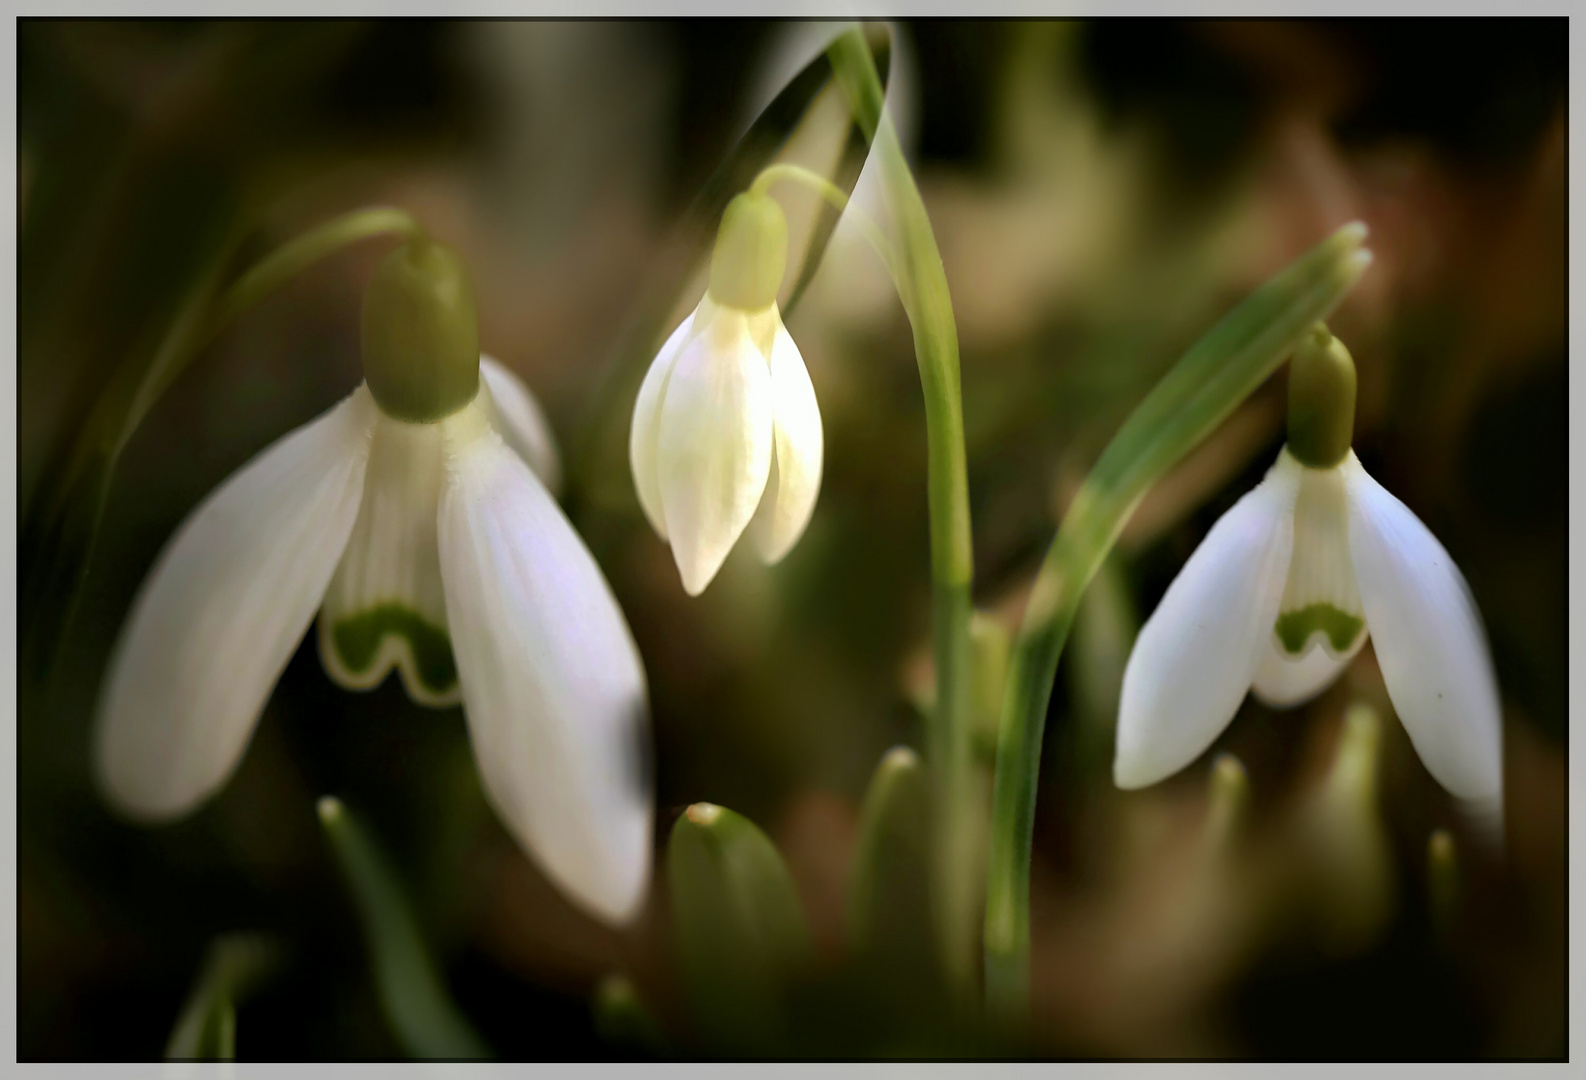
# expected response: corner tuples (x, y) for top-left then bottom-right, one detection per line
(1287, 323), (1357, 469)
(668, 801), (809, 1053)
(707, 192), (789, 311)
(362, 237), (480, 422)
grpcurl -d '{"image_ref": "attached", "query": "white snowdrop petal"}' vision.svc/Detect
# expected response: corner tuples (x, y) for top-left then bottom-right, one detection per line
(438, 420), (653, 925)
(95, 388), (377, 819)
(655, 305), (774, 595)
(1114, 453), (1302, 789)
(1344, 454), (1502, 806)
(1251, 631), (1367, 708)
(318, 411), (458, 708)
(629, 309), (699, 540)
(748, 314), (823, 564)
(479, 355), (562, 495)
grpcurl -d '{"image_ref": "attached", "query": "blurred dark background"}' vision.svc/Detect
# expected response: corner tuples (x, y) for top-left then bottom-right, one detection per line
(18, 19), (1566, 1060)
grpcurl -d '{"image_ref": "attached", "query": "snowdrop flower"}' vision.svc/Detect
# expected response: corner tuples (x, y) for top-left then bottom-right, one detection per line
(630, 191), (823, 595)
(95, 237), (652, 924)
(1114, 325), (1501, 831)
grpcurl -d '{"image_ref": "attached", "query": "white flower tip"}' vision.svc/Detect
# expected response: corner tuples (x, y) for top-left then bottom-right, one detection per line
(674, 545), (727, 596)
(92, 737), (198, 824)
(317, 796), (344, 825)
(577, 855), (652, 927)
(1112, 744), (1166, 791)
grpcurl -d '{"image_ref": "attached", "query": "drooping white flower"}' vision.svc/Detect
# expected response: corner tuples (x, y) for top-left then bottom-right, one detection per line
(94, 238), (651, 925)
(630, 191), (823, 595)
(1114, 326), (1502, 835)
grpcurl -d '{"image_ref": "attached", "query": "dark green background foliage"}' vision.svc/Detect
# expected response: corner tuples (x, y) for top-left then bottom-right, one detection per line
(19, 19), (1565, 1060)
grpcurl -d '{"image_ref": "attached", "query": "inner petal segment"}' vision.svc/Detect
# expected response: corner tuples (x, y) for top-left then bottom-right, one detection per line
(319, 410), (460, 706)
(1273, 457), (1366, 658)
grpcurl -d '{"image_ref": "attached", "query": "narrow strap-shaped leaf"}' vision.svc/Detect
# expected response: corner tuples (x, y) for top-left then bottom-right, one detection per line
(1067, 552), (1139, 770)
(318, 796), (489, 1060)
(165, 933), (282, 1061)
(847, 747), (933, 964)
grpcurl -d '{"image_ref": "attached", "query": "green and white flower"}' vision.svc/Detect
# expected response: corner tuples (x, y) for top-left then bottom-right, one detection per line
(630, 191), (823, 596)
(94, 238), (651, 925)
(1114, 326), (1502, 833)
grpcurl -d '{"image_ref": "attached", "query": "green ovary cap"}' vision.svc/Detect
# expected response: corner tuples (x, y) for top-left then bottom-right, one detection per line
(1287, 323), (1357, 468)
(362, 237), (480, 422)
(707, 192), (788, 311)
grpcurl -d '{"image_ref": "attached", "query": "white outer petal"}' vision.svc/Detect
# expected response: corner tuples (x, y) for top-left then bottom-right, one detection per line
(1251, 631), (1368, 708)
(655, 304), (774, 595)
(479, 355), (562, 495)
(94, 388), (377, 819)
(629, 309), (700, 540)
(438, 411), (653, 925)
(318, 410), (458, 708)
(1344, 453), (1502, 812)
(1114, 453), (1301, 789)
(747, 313), (823, 564)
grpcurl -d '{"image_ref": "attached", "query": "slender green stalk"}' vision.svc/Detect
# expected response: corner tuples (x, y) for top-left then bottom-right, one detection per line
(983, 224), (1374, 1026)
(749, 164), (901, 286)
(825, 26), (979, 1003)
(124, 206), (424, 450)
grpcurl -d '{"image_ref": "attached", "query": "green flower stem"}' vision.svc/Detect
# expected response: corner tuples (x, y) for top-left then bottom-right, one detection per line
(983, 223), (1374, 1026)
(318, 796), (489, 1060)
(127, 206), (424, 454)
(25, 206), (423, 672)
(825, 27), (979, 1002)
(748, 163), (901, 287)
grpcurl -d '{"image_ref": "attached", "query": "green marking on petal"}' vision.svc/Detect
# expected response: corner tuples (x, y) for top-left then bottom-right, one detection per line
(332, 605), (458, 695)
(1275, 603), (1365, 656)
